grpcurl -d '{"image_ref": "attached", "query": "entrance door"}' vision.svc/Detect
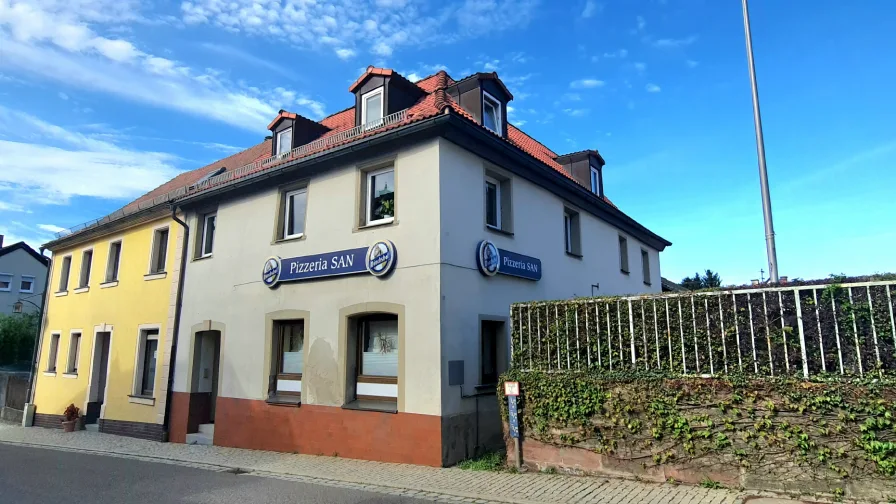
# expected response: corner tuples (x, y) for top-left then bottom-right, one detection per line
(85, 331), (111, 424)
(191, 331), (220, 424)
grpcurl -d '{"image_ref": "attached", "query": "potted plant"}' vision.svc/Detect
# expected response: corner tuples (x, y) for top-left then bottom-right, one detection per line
(61, 404), (80, 432)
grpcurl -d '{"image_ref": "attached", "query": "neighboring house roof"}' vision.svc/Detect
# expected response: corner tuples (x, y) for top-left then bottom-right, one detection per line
(0, 241), (49, 267)
(661, 277), (686, 292)
(48, 67), (659, 247)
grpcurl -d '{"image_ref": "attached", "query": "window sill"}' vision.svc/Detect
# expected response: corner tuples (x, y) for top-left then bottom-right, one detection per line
(355, 217), (395, 232)
(43, 371), (56, 377)
(191, 254), (213, 263)
(644, 281), (652, 287)
(100, 281), (119, 289)
(275, 233), (306, 244)
(73, 286), (89, 294)
(62, 373), (78, 379)
(128, 395), (155, 406)
(266, 395), (301, 407)
(565, 251), (583, 259)
(54, 291), (68, 297)
(485, 225), (514, 237)
(620, 269), (630, 275)
(0, 289), (10, 293)
(20, 290), (35, 295)
(342, 399), (397, 414)
(144, 272), (167, 281)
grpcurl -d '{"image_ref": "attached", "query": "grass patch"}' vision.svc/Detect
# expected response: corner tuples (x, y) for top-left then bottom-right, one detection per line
(456, 451), (505, 471)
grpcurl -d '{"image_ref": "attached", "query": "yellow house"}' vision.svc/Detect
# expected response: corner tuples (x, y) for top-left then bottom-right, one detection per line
(31, 206), (183, 440)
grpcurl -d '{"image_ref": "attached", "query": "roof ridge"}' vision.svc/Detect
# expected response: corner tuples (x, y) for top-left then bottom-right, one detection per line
(508, 123), (559, 157)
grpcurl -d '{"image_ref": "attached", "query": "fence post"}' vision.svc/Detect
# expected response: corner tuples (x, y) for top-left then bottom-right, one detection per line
(704, 297), (714, 375)
(748, 293), (758, 373)
(691, 297), (700, 373)
(832, 294), (844, 375)
(813, 289), (826, 373)
(628, 300), (636, 366)
(794, 289), (809, 378)
(867, 286), (881, 373)
(763, 292), (774, 376)
(779, 291), (790, 374)
(719, 295), (728, 374)
(848, 288), (863, 376)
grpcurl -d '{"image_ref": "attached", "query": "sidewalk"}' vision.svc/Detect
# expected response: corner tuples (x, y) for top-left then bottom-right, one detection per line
(0, 423), (746, 504)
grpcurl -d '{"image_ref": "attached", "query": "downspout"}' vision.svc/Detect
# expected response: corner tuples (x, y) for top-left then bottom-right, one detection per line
(163, 205), (189, 438)
(25, 250), (52, 407)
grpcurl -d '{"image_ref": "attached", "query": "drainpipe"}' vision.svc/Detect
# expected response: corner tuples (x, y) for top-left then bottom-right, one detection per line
(163, 206), (189, 438)
(23, 249), (52, 425)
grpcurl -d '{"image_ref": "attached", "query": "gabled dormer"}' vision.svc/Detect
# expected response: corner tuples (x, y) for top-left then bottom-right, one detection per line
(349, 67), (426, 128)
(267, 110), (330, 157)
(555, 150), (607, 198)
(446, 72), (513, 137)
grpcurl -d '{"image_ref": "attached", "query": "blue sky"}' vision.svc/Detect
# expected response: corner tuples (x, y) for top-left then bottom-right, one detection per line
(1, 0), (894, 285)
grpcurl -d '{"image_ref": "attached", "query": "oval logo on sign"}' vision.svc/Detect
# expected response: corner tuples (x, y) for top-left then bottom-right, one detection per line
(262, 256), (282, 288)
(477, 240), (500, 277)
(367, 241), (396, 277)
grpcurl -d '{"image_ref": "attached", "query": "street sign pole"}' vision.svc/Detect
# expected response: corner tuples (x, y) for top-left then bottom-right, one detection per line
(504, 381), (521, 470)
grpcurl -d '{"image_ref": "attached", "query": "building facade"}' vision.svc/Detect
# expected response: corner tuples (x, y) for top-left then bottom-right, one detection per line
(164, 68), (670, 466)
(0, 237), (49, 316)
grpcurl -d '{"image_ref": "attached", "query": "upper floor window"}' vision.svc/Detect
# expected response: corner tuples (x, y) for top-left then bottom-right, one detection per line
(366, 167), (395, 226)
(361, 87), (384, 128)
(283, 188), (307, 239)
(276, 128), (292, 156)
(619, 235), (630, 274)
(0, 273), (11, 292)
(58, 256), (72, 292)
(641, 248), (651, 285)
(563, 208), (581, 256)
(485, 176), (501, 229)
(78, 249), (93, 288)
(590, 165), (600, 194)
(20, 275), (35, 293)
(149, 228), (169, 274)
(105, 240), (122, 283)
(200, 213), (216, 258)
(482, 91), (502, 133)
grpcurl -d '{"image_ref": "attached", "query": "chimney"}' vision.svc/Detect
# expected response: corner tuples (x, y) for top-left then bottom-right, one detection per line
(780, 276), (788, 284)
(751, 279), (760, 286)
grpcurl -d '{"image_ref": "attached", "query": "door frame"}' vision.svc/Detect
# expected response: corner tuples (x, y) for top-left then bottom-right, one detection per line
(83, 323), (114, 419)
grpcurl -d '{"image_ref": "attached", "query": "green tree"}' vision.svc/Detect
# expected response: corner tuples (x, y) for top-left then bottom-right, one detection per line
(0, 312), (38, 366)
(680, 269), (723, 290)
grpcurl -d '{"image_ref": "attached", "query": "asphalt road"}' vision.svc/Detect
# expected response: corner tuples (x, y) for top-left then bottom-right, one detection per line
(0, 444), (438, 504)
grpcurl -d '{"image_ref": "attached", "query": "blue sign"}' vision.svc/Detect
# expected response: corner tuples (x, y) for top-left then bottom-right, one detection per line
(476, 240), (542, 281)
(263, 241), (396, 288)
(508, 395), (520, 439)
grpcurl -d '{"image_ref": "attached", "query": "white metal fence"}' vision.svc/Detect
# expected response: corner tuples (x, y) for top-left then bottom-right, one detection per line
(510, 280), (896, 378)
(54, 109), (409, 240)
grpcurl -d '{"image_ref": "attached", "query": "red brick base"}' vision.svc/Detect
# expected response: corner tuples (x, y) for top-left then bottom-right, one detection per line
(170, 394), (443, 466)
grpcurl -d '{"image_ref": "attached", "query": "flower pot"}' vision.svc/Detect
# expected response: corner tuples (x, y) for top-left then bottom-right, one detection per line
(61, 420), (76, 432)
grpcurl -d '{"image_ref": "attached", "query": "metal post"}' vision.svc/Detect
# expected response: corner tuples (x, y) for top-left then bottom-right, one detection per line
(585, 303), (592, 368)
(848, 289), (863, 376)
(742, 0), (780, 284)
(527, 306), (532, 369)
(795, 290), (809, 378)
(704, 297), (714, 375)
(779, 291), (789, 373)
(867, 286), (881, 373)
(733, 293), (743, 371)
(628, 300), (637, 366)
(814, 289), (826, 373)
(719, 295), (728, 374)
(748, 293), (758, 373)
(678, 298), (687, 373)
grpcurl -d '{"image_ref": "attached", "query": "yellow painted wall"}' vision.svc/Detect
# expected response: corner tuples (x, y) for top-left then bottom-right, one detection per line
(33, 216), (178, 424)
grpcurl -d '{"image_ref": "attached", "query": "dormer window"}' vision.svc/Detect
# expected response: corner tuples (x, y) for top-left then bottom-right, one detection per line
(361, 87), (384, 128)
(482, 91), (502, 133)
(590, 165), (600, 194)
(277, 128), (292, 156)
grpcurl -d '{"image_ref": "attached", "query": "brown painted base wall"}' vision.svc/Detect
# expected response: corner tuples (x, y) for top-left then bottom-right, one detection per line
(98, 419), (166, 442)
(170, 394), (443, 466)
(33, 413), (63, 429)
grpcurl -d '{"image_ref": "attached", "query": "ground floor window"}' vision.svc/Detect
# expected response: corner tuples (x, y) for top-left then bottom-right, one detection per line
(272, 320), (304, 398)
(133, 328), (159, 397)
(355, 314), (398, 402)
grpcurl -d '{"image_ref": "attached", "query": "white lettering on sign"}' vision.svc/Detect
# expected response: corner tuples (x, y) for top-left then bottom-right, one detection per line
(503, 256), (538, 273)
(504, 381), (520, 396)
(289, 257), (331, 274)
(330, 254), (354, 269)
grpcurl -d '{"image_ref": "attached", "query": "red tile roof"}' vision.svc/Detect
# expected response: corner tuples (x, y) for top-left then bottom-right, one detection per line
(82, 67), (617, 238)
(267, 110), (297, 130)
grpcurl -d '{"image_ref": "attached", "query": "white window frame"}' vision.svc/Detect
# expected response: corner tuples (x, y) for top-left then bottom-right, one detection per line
(365, 166), (395, 226)
(19, 275), (35, 293)
(200, 213), (216, 258)
(485, 176), (502, 229)
(276, 128), (292, 156)
(360, 87), (384, 128)
(564, 211), (574, 254)
(105, 240), (122, 283)
(66, 331), (82, 374)
(590, 165), (600, 194)
(283, 188), (307, 239)
(58, 255), (72, 292)
(132, 325), (161, 397)
(482, 91), (502, 133)
(148, 226), (169, 274)
(78, 248), (93, 289)
(46, 333), (60, 373)
(0, 272), (11, 292)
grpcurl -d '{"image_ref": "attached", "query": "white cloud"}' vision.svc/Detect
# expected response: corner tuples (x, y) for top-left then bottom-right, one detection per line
(563, 93), (582, 101)
(603, 49), (628, 58)
(686, 59), (699, 68)
(200, 42), (298, 78)
(653, 35), (698, 48)
(181, 0), (537, 59)
(564, 108), (589, 117)
(570, 78), (605, 89)
(58, 91), (69, 100)
(0, 106), (183, 205)
(515, 119), (526, 126)
(637, 15), (646, 31)
(37, 224), (66, 233)
(633, 62), (647, 73)
(335, 48), (356, 60)
(581, 0), (602, 18)
(646, 83), (661, 93)
(0, 201), (29, 213)
(405, 72), (422, 82)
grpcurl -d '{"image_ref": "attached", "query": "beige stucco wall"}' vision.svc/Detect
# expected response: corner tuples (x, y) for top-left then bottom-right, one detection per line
(437, 139), (663, 416)
(173, 139), (444, 416)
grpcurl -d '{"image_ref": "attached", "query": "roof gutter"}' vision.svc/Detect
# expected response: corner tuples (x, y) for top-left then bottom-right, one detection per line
(163, 205), (189, 437)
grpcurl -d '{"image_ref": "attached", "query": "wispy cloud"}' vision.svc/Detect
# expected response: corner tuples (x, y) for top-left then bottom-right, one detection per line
(633, 62), (647, 74)
(646, 83), (661, 93)
(686, 59), (699, 68)
(637, 15), (646, 32)
(603, 49), (628, 58)
(581, 0), (602, 18)
(652, 35), (698, 48)
(564, 108), (589, 117)
(0, 201), (30, 213)
(200, 42), (298, 78)
(570, 78), (604, 89)
(37, 224), (66, 233)
(563, 93), (582, 101)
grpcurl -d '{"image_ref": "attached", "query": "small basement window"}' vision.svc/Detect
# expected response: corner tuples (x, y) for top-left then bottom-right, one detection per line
(482, 91), (502, 133)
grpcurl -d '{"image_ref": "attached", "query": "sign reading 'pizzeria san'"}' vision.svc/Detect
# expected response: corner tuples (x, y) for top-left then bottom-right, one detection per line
(262, 241), (396, 288)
